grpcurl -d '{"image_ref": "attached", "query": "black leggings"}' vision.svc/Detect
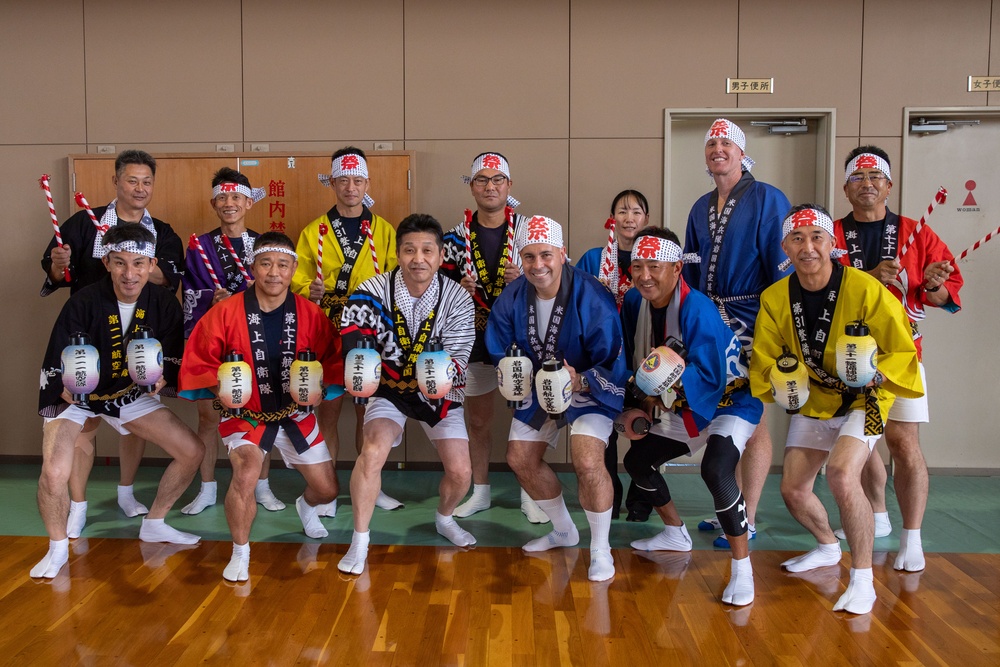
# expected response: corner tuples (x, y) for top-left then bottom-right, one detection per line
(623, 431), (748, 537)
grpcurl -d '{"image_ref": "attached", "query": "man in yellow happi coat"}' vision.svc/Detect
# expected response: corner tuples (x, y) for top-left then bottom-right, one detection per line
(750, 204), (922, 615)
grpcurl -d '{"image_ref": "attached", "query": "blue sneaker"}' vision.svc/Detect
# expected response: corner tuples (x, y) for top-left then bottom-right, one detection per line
(713, 525), (756, 549)
(698, 518), (721, 531)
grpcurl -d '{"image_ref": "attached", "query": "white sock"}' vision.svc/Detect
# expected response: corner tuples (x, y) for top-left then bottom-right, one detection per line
(520, 488), (550, 524)
(874, 512), (892, 538)
(223, 542), (250, 582)
(534, 495), (575, 534)
(722, 556), (755, 606)
(30, 538), (69, 578)
(255, 479), (286, 511)
(453, 484), (491, 518)
(833, 567), (876, 614)
(182, 481), (217, 515)
(894, 528), (925, 572)
(338, 530), (370, 574)
(375, 490), (403, 510)
(139, 518), (200, 545)
(67, 500), (88, 539)
(295, 495), (328, 539)
(435, 512), (477, 547)
(585, 508), (612, 552)
(118, 485), (148, 517)
(588, 548), (615, 582)
(781, 542), (842, 572)
(630, 523), (693, 552)
(316, 499), (337, 518)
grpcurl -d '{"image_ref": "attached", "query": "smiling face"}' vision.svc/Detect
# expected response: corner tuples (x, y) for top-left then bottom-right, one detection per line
(103, 250), (155, 304)
(397, 231), (444, 295)
(519, 242), (566, 299)
(113, 164), (155, 218)
(212, 191), (253, 228)
(844, 168), (892, 219)
(781, 225), (835, 287)
(630, 257), (681, 309)
(704, 137), (744, 180)
(612, 194), (649, 249)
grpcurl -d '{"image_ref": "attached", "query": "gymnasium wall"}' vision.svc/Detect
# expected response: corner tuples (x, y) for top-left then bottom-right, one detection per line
(3, 0), (998, 468)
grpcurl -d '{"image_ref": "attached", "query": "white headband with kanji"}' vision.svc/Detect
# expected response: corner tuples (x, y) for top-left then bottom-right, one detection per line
(777, 207), (846, 271)
(844, 153), (892, 183)
(103, 240), (155, 258)
(212, 181), (267, 203)
(516, 215), (563, 252)
(629, 235), (701, 264)
(317, 153), (376, 208)
(461, 152), (521, 208)
(705, 118), (755, 172)
(250, 245), (298, 263)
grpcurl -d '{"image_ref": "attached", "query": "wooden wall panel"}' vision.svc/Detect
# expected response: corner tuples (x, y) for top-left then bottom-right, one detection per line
(570, 1), (738, 139)
(404, 1), (570, 139)
(860, 0), (991, 136)
(82, 0), (244, 144)
(0, 1), (86, 145)
(241, 0), (404, 142)
(738, 0), (864, 137)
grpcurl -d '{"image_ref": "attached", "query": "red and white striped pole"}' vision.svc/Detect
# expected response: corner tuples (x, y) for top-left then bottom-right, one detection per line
(898, 187), (947, 260)
(189, 234), (222, 290)
(463, 209), (475, 281)
(952, 224), (1000, 265)
(599, 217), (616, 286)
(220, 234), (251, 282)
(363, 219), (381, 275)
(316, 222), (327, 284)
(74, 192), (107, 232)
(39, 175), (71, 282)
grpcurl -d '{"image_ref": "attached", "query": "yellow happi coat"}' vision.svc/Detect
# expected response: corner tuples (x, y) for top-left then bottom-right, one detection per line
(750, 265), (923, 423)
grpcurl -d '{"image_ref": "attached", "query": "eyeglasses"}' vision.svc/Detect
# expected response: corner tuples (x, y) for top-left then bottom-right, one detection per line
(471, 174), (508, 187)
(847, 172), (888, 184)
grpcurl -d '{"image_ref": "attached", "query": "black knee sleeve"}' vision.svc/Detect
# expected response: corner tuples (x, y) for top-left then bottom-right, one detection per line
(623, 433), (689, 507)
(702, 434), (748, 537)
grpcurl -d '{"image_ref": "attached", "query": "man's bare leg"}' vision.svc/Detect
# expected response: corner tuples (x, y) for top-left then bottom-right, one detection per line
(828, 436), (877, 614)
(32, 418), (87, 578)
(508, 439), (579, 551)
(779, 447), (843, 572)
(453, 391), (494, 517)
(433, 438), (476, 546)
(117, 432), (149, 517)
(885, 420), (928, 571)
(182, 399), (221, 515)
(571, 435), (615, 581)
(223, 444), (264, 581)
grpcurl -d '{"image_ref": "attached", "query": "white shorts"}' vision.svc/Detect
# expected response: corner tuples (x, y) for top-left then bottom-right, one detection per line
(648, 412), (757, 456)
(786, 410), (881, 452)
(887, 363), (929, 423)
(224, 426), (332, 467)
(464, 362), (498, 397)
(364, 397), (468, 448)
(510, 411), (614, 450)
(43, 394), (166, 436)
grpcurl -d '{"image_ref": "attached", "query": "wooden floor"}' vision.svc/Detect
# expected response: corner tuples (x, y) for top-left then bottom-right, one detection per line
(1, 536), (997, 666)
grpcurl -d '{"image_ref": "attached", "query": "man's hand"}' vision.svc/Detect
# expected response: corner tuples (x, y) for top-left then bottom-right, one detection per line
(869, 258), (901, 285)
(211, 287), (232, 305)
(503, 262), (521, 284)
(922, 260), (954, 305)
(309, 276), (325, 304)
(49, 244), (72, 281)
(459, 275), (477, 296)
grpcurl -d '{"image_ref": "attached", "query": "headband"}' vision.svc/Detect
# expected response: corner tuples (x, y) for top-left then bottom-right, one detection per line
(250, 246), (298, 263)
(629, 235), (702, 264)
(705, 118), (755, 172)
(317, 154), (376, 208)
(844, 153), (892, 183)
(103, 240), (155, 258)
(212, 181), (266, 203)
(460, 153), (521, 208)
(777, 207), (847, 271)
(515, 215), (563, 252)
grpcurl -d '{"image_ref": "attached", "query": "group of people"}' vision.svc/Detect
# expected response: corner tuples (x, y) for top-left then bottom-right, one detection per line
(32, 118), (962, 614)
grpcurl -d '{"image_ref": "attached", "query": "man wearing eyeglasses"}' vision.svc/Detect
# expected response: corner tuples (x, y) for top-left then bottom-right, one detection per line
(832, 146), (963, 573)
(441, 153), (547, 524)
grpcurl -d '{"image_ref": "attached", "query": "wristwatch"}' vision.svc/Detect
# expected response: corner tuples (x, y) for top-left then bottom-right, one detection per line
(579, 374), (590, 392)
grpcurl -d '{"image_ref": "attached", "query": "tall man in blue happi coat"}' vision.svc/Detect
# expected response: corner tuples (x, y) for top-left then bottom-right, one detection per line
(683, 118), (791, 548)
(486, 216), (629, 582)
